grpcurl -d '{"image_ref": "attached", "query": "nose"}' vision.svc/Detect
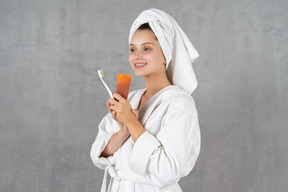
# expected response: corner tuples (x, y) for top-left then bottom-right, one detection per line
(134, 50), (143, 60)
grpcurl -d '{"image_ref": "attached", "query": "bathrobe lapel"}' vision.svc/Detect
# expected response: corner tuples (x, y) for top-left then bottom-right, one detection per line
(129, 86), (177, 126)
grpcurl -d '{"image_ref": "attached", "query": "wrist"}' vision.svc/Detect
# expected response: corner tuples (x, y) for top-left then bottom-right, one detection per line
(118, 128), (130, 138)
(126, 118), (145, 142)
(125, 116), (138, 128)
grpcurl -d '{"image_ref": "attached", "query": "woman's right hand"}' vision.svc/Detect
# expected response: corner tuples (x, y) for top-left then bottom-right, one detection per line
(107, 101), (130, 137)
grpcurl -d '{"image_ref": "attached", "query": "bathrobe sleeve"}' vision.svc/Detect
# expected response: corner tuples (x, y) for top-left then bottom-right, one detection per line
(129, 94), (201, 187)
(90, 113), (119, 169)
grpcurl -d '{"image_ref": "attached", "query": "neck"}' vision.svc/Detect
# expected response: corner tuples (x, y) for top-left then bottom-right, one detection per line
(143, 69), (171, 98)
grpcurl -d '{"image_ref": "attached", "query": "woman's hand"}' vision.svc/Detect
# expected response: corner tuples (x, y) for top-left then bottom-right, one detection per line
(101, 94), (142, 157)
(107, 100), (123, 126)
(107, 100), (130, 137)
(108, 93), (138, 126)
(108, 93), (144, 142)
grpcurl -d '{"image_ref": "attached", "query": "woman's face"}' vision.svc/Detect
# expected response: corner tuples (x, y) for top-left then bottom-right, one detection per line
(129, 29), (166, 77)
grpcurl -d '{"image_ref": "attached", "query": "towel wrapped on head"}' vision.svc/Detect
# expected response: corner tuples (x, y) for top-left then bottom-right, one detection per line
(129, 8), (199, 94)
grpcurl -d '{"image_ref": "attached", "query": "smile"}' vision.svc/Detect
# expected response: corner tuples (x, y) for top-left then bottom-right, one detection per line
(134, 63), (146, 69)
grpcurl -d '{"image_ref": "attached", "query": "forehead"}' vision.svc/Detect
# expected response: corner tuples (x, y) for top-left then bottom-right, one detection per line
(130, 30), (158, 45)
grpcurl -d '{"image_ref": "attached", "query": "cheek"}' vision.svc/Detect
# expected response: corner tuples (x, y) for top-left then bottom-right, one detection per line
(158, 51), (166, 64)
(142, 51), (155, 60)
(128, 54), (133, 64)
(128, 54), (136, 69)
(151, 51), (165, 64)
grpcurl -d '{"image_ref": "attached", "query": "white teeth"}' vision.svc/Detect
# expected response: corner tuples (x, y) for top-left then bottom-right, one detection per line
(135, 63), (146, 66)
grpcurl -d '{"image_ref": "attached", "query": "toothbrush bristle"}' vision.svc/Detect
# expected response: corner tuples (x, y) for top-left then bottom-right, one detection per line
(100, 69), (104, 77)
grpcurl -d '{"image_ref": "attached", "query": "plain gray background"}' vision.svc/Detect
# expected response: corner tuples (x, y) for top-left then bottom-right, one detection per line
(0, 0), (287, 191)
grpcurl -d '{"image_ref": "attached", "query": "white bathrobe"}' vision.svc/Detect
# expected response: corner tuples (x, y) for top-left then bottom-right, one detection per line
(90, 85), (201, 192)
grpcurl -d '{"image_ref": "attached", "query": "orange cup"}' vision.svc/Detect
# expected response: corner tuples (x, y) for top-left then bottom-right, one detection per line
(116, 74), (132, 99)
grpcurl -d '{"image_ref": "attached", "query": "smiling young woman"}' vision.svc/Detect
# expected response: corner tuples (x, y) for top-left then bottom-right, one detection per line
(129, 28), (167, 77)
(91, 9), (201, 192)
(129, 27), (171, 109)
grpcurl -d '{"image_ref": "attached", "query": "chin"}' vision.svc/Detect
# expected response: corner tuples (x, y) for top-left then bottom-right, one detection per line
(133, 72), (144, 76)
(133, 70), (145, 76)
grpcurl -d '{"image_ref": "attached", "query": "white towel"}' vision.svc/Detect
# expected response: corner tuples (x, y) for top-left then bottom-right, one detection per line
(129, 8), (199, 94)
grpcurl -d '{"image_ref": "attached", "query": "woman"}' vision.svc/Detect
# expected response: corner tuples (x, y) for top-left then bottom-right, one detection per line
(91, 8), (201, 192)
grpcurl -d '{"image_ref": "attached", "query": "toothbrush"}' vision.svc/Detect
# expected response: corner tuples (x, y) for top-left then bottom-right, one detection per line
(97, 69), (113, 98)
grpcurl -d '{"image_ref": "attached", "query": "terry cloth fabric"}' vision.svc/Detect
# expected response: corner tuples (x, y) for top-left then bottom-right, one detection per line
(128, 8), (199, 94)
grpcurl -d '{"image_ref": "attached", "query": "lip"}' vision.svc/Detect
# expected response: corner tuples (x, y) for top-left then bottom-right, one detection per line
(134, 63), (147, 69)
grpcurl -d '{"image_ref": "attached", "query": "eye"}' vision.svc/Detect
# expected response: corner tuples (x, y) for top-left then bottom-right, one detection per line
(130, 48), (135, 52)
(144, 47), (151, 51)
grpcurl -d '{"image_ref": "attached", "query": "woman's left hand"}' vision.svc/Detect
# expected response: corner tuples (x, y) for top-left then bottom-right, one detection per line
(109, 93), (137, 126)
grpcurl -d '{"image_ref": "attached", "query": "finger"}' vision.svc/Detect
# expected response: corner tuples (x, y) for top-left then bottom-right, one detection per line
(108, 101), (116, 113)
(112, 111), (117, 119)
(109, 104), (118, 112)
(107, 101), (112, 113)
(109, 97), (118, 105)
(113, 93), (125, 103)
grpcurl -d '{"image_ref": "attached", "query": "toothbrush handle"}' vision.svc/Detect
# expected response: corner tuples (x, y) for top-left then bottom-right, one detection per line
(100, 78), (113, 98)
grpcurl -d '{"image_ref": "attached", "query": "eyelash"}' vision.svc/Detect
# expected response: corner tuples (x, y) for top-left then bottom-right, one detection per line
(130, 48), (151, 52)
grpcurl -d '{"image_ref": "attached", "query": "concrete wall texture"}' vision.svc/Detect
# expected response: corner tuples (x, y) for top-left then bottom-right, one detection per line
(0, 0), (287, 191)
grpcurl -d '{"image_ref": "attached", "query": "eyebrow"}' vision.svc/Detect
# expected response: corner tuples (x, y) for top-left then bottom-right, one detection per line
(129, 42), (155, 46)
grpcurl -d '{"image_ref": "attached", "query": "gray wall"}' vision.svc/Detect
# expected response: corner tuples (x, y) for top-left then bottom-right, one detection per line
(0, 0), (287, 191)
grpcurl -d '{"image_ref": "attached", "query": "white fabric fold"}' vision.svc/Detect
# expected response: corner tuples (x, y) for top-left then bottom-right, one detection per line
(129, 8), (199, 94)
(100, 165), (153, 192)
(101, 166), (120, 192)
